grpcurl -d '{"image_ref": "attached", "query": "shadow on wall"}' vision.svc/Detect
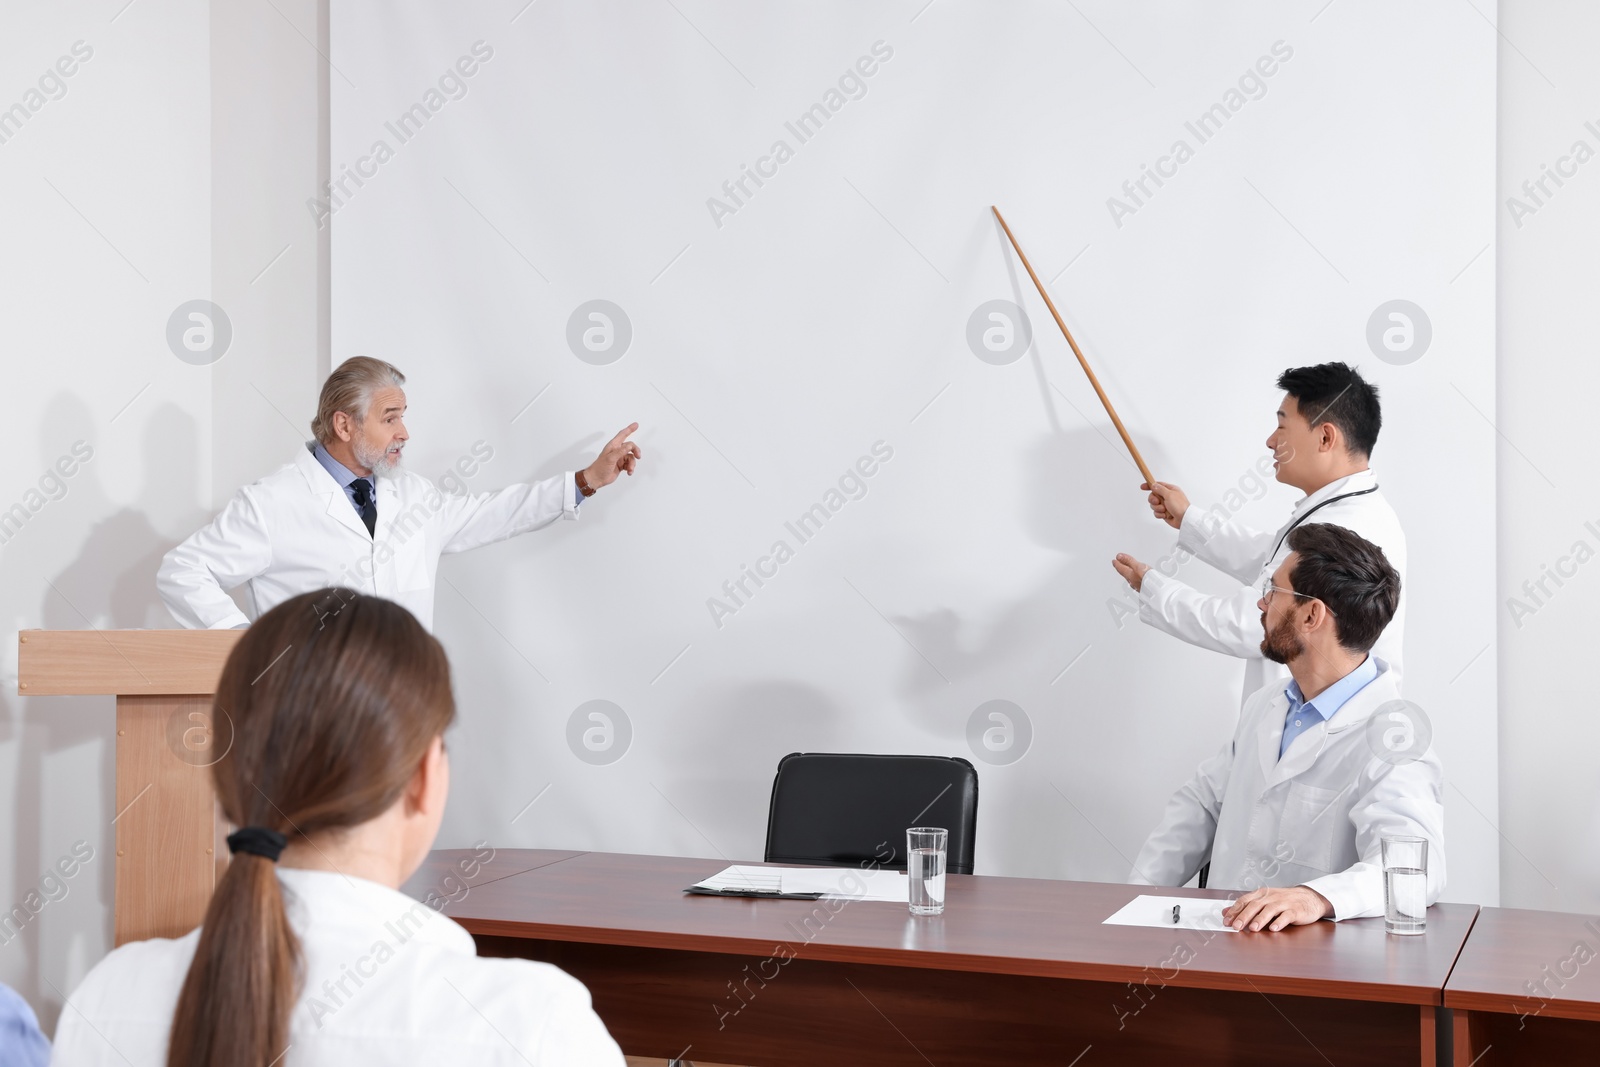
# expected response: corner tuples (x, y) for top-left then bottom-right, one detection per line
(890, 425), (1172, 701)
(44, 398), (208, 630)
(896, 208), (1240, 873)
(885, 425), (1197, 881)
(888, 209), (1181, 708)
(884, 211), (1183, 716)
(4, 395), (206, 1030)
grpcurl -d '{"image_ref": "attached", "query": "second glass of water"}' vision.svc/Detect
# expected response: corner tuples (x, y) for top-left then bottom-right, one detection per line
(1382, 835), (1428, 935)
(907, 826), (947, 916)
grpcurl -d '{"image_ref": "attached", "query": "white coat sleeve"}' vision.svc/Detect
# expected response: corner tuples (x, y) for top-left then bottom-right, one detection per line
(1300, 753), (1446, 921)
(156, 490), (271, 629)
(523, 976), (626, 1065)
(1176, 505), (1278, 584)
(435, 473), (579, 555)
(1137, 569), (1268, 659)
(1130, 738), (1235, 887)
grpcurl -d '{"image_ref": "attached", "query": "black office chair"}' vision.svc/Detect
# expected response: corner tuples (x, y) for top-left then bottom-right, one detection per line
(763, 752), (979, 875)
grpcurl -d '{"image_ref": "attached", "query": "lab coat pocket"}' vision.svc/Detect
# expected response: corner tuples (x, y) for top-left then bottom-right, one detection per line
(1275, 781), (1342, 874)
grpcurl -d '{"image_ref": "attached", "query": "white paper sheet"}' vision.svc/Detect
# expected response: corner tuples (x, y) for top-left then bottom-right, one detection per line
(778, 867), (908, 902)
(692, 865), (908, 902)
(694, 866), (784, 893)
(1102, 894), (1237, 933)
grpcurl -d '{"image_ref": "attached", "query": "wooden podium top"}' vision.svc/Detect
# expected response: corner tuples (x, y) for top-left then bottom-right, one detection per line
(17, 628), (244, 696)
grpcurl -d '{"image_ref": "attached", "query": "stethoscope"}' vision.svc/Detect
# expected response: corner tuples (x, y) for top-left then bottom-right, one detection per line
(1268, 485), (1380, 561)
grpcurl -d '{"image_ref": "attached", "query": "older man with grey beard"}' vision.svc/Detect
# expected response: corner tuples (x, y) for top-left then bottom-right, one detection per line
(158, 356), (640, 631)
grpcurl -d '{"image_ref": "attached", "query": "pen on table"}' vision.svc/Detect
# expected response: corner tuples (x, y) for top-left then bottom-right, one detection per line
(1172, 904), (1180, 924)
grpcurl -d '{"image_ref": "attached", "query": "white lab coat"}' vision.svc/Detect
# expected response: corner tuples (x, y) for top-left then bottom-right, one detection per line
(1138, 469), (1406, 704)
(158, 442), (578, 631)
(49, 866), (625, 1066)
(1129, 659), (1445, 920)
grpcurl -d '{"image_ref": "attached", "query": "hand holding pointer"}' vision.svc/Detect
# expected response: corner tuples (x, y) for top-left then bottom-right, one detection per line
(1142, 481), (1190, 530)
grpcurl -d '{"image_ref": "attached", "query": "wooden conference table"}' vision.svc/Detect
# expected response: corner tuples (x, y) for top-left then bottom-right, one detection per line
(405, 849), (1475, 1066)
(1443, 905), (1600, 1065)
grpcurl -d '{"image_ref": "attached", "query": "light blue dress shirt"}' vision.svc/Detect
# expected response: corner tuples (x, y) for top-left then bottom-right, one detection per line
(309, 442), (582, 515)
(310, 441), (368, 515)
(0, 982), (49, 1067)
(1278, 654), (1379, 760)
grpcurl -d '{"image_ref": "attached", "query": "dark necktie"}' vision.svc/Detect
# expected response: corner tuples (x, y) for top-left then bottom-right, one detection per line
(350, 478), (376, 536)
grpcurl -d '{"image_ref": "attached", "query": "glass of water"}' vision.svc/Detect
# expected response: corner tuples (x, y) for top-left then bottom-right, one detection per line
(907, 827), (947, 916)
(1382, 835), (1428, 935)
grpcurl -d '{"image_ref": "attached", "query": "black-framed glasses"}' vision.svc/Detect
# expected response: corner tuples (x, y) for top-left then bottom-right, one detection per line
(1260, 578), (1336, 617)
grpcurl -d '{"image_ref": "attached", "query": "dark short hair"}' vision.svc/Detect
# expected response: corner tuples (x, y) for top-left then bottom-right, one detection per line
(1277, 362), (1382, 458)
(1285, 523), (1400, 654)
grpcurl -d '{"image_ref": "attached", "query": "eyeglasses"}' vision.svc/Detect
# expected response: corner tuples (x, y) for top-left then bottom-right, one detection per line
(1260, 579), (1336, 617)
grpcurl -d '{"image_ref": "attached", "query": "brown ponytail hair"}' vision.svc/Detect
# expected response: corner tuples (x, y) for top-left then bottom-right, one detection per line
(166, 589), (456, 1067)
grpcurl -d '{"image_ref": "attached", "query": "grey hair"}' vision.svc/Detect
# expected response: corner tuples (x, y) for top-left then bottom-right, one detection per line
(310, 357), (406, 444)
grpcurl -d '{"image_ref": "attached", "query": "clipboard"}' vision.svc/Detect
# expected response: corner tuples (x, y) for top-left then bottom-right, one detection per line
(683, 884), (825, 900)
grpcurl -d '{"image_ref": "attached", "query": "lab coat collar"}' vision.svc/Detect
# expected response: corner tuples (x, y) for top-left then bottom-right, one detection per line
(277, 866), (473, 955)
(1257, 657), (1396, 786)
(373, 475), (403, 543)
(1320, 656), (1395, 733)
(295, 443), (375, 541)
(1289, 468), (1379, 519)
(1256, 688), (1294, 785)
(297, 441), (343, 495)
(1289, 654), (1379, 726)
(310, 440), (362, 491)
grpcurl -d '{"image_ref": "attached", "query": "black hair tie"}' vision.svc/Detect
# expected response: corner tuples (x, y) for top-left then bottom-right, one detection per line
(227, 827), (288, 862)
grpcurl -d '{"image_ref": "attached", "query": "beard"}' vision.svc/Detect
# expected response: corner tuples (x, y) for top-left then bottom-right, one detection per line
(1259, 610), (1304, 665)
(353, 436), (402, 477)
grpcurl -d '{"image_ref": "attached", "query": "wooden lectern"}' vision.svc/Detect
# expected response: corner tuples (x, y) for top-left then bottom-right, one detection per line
(17, 629), (243, 946)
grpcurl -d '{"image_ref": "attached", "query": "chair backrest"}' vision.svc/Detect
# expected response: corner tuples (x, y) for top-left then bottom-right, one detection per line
(763, 752), (979, 875)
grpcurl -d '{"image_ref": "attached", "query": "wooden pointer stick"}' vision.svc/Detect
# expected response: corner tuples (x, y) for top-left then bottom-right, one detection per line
(991, 205), (1156, 487)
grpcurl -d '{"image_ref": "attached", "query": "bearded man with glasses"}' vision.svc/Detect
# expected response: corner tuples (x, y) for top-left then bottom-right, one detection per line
(1129, 522), (1444, 930)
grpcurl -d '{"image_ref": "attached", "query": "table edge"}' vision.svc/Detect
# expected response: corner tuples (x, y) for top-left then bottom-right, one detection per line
(1443, 989), (1600, 1023)
(460, 917), (1444, 1005)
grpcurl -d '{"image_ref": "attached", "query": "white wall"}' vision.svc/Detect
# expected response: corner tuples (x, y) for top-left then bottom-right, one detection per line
(5, 0), (1590, 1031)
(329, 0), (1499, 904)
(0, 0), (211, 1031)
(210, 0), (330, 497)
(0, 0), (326, 1030)
(1496, 0), (1600, 915)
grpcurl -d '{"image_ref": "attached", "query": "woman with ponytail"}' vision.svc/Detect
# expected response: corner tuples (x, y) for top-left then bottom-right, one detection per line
(51, 589), (623, 1066)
